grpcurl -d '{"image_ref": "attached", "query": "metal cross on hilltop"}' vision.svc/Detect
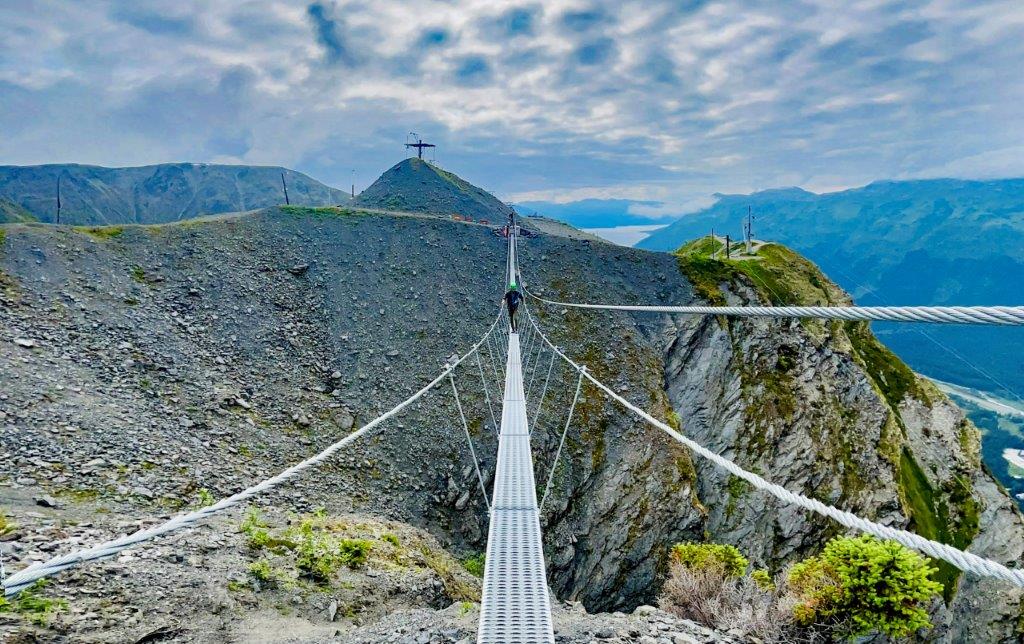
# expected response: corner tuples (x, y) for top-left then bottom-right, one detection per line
(405, 135), (435, 159)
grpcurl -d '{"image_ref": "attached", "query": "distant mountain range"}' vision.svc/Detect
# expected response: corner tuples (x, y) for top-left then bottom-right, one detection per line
(0, 163), (349, 225)
(356, 158), (513, 222)
(638, 178), (1024, 399)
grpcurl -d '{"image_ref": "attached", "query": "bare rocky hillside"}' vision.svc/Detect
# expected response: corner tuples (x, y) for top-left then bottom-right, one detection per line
(355, 159), (512, 223)
(0, 203), (1021, 642)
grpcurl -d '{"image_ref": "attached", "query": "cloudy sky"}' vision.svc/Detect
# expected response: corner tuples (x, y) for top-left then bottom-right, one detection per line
(2, 0), (1023, 218)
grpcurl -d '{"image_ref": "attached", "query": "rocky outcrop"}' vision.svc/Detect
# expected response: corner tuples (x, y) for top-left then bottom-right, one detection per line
(655, 243), (1024, 641)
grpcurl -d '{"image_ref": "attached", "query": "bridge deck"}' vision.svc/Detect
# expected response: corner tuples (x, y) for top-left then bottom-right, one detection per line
(477, 332), (554, 643)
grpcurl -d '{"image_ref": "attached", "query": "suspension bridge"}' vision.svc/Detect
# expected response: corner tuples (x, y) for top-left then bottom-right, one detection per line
(4, 222), (1024, 643)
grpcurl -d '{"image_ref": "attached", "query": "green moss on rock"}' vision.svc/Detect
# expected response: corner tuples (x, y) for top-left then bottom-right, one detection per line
(897, 448), (979, 601)
(845, 321), (924, 411)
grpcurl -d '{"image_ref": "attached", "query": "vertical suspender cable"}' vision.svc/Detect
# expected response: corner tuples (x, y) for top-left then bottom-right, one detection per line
(539, 370), (584, 512)
(475, 352), (499, 434)
(449, 373), (491, 513)
(531, 351), (557, 434)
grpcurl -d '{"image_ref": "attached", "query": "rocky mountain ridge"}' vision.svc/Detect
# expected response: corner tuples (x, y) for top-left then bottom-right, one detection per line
(356, 158), (512, 222)
(0, 169), (1021, 641)
(0, 163), (349, 226)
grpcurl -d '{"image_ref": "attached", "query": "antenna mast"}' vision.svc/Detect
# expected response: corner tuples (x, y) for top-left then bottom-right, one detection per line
(56, 175), (62, 224)
(281, 172), (290, 205)
(745, 206), (752, 254)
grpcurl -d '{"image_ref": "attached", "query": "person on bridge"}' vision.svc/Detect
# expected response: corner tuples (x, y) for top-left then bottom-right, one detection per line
(505, 283), (522, 332)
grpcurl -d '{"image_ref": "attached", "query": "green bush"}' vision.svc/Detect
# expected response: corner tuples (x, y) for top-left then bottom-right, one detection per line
(239, 506), (267, 533)
(787, 535), (942, 639)
(292, 519), (372, 580)
(671, 542), (748, 577)
(294, 520), (340, 580)
(381, 533), (400, 547)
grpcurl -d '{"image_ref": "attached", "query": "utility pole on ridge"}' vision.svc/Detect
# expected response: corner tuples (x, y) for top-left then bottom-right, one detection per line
(745, 205), (753, 255)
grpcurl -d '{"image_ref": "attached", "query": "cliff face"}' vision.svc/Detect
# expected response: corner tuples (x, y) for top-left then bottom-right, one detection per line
(1, 212), (1020, 640)
(520, 240), (1023, 640)
(658, 243), (1024, 640)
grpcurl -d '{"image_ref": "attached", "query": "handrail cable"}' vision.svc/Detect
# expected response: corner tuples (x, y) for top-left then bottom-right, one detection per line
(520, 306), (1024, 588)
(2, 313), (504, 597)
(524, 288), (1024, 326)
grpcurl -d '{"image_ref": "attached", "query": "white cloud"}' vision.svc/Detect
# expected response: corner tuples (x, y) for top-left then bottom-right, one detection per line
(0, 0), (1021, 211)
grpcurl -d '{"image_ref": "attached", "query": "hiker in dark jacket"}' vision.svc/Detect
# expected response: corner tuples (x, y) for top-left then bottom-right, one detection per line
(504, 284), (522, 332)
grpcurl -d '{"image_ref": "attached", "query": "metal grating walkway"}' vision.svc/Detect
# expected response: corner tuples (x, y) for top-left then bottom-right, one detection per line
(477, 332), (555, 643)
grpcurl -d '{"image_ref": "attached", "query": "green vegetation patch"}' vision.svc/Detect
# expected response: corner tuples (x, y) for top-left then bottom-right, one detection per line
(0, 580), (66, 626)
(280, 205), (363, 218)
(0, 199), (38, 223)
(725, 475), (752, 518)
(673, 252), (736, 306)
(0, 508), (16, 536)
(662, 536), (942, 640)
(429, 162), (472, 193)
(674, 238), (845, 309)
(130, 265), (150, 285)
(462, 552), (485, 577)
(74, 225), (124, 240)
(896, 448), (979, 600)
(237, 508), (480, 602)
(671, 542), (749, 577)
(788, 534), (941, 639)
(241, 510), (372, 582)
(845, 321), (924, 410)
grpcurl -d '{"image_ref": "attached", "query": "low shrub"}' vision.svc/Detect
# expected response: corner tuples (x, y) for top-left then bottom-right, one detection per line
(751, 568), (774, 591)
(194, 488), (215, 509)
(670, 542), (749, 577)
(787, 535), (942, 639)
(660, 562), (796, 642)
(0, 509), (16, 536)
(660, 536), (943, 642)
